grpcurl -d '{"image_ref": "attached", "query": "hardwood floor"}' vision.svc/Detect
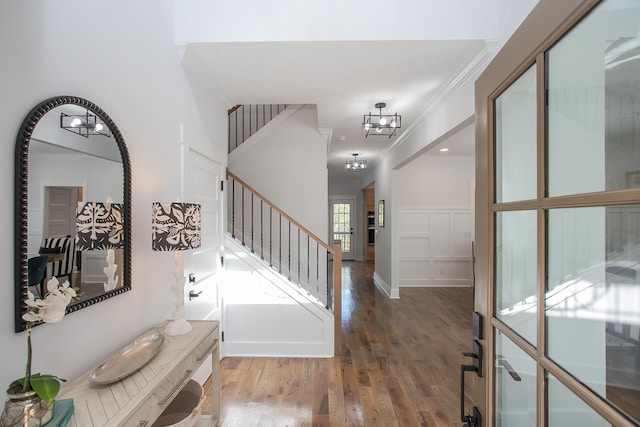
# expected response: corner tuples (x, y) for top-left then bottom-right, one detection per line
(211, 261), (474, 426)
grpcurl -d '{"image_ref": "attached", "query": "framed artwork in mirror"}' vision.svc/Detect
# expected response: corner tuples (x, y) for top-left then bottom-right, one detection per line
(15, 96), (132, 332)
(378, 200), (385, 227)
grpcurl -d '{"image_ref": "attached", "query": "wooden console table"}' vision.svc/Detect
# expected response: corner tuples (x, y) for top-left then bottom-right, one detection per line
(59, 320), (219, 426)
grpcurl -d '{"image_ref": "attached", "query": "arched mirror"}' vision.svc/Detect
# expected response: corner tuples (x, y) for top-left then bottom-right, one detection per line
(15, 96), (131, 332)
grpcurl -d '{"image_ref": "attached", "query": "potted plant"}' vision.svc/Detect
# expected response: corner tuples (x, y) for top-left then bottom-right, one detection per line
(1, 277), (76, 427)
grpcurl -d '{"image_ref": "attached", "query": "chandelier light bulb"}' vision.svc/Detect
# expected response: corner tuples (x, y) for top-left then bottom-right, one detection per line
(364, 123), (370, 131)
(390, 120), (397, 128)
(94, 123), (104, 132)
(70, 118), (82, 127)
(379, 117), (387, 126)
(376, 126), (383, 133)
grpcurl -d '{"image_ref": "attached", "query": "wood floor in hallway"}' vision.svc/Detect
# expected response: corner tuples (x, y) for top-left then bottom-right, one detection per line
(215, 261), (475, 426)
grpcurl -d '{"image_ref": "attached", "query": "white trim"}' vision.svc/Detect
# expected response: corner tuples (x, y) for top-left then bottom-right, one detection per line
(367, 46), (495, 172)
(224, 342), (333, 358)
(374, 272), (399, 299)
(396, 208), (473, 288)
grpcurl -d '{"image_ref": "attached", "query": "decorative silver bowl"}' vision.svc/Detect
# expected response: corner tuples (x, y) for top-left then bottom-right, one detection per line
(89, 329), (165, 385)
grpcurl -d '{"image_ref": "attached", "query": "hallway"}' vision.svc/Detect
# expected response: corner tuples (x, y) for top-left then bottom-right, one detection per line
(217, 261), (474, 426)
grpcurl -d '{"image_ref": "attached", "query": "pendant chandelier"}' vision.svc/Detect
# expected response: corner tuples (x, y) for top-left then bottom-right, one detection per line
(362, 102), (401, 138)
(60, 110), (111, 138)
(345, 153), (367, 172)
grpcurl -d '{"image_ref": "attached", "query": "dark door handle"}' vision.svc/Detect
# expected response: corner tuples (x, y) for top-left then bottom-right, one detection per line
(497, 357), (522, 382)
(188, 290), (202, 301)
(460, 340), (483, 427)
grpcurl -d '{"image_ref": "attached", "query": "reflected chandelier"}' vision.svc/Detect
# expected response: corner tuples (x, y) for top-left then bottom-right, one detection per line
(362, 102), (401, 138)
(60, 110), (111, 138)
(345, 153), (367, 172)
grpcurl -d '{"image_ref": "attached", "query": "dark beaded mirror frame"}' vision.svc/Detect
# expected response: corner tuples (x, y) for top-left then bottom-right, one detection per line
(14, 96), (132, 332)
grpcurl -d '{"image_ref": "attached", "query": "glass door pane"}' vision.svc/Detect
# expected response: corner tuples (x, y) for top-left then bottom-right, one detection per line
(546, 0), (640, 197)
(547, 206), (640, 423)
(495, 65), (537, 203)
(495, 331), (537, 427)
(495, 210), (537, 345)
(547, 373), (611, 427)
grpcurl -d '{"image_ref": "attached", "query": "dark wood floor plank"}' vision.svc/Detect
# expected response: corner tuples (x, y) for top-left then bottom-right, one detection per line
(213, 261), (474, 426)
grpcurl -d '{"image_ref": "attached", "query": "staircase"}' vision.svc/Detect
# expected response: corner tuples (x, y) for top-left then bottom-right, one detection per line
(224, 105), (341, 357)
(228, 104), (288, 153)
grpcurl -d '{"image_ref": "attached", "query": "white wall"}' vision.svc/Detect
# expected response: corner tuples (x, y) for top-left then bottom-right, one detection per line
(223, 237), (333, 357)
(228, 105), (328, 241)
(395, 157), (474, 207)
(366, 61), (480, 297)
(0, 0), (226, 390)
(395, 157), (474, 288)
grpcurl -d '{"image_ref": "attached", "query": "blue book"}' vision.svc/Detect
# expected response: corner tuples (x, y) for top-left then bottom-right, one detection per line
(44, 399), (74, 427)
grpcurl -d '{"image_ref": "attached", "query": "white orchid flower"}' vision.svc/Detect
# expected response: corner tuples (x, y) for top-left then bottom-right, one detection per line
(16, 276), (76, 403)
(44, 277), (76, 305)
(22, 277), (75, 323)
(24, 290), (38, 308)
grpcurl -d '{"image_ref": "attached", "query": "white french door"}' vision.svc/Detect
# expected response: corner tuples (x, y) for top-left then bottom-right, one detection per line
(330, 199), (355, 261)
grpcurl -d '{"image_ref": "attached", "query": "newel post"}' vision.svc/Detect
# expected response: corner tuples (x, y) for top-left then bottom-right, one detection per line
(333, 241), (342, 356)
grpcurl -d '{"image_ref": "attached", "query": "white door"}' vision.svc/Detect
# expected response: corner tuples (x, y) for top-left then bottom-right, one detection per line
(44, 186), (78, 238)
(183, 148), (225, 323)
(330, 199), (355, 261)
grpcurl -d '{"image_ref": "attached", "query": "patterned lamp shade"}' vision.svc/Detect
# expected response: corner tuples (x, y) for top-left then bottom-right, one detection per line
(152, 202), (201, 251)
(76, 202), (124, 251)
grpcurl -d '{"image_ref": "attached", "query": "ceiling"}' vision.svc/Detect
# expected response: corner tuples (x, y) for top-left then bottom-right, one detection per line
(186, 40), (485, 180)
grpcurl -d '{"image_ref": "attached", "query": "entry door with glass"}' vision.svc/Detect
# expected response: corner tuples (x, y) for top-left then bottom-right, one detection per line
(330, 199), (355, 261)
(477, 1), (640, 426)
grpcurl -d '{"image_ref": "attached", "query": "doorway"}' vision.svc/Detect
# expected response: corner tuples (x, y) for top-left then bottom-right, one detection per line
(364, 185), (375, 262)
(43, 186), (82, 279)
(44, 186), (81, 238)
(330, 199), (355, 261)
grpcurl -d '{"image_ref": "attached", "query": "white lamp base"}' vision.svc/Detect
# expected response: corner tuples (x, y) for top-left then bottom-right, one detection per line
(103, 249), (119, 292)
(164, 318), (193, 336)
(164, 251), (192, 336)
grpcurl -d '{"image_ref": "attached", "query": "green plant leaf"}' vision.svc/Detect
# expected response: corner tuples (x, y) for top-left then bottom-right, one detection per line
(29, 374), (65, 402)
(6, 378), (28, 394)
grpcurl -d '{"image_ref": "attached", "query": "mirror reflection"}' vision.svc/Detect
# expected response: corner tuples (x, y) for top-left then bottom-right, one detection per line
(16, 97), (131, 332)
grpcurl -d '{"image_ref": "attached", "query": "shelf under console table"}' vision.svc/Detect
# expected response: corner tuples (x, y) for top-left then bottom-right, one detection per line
(59, 320), (220, 427)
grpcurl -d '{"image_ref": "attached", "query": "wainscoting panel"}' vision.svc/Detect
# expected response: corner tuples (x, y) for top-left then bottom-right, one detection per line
(398, 208), (472, 287)
(399, 236), (430, 257)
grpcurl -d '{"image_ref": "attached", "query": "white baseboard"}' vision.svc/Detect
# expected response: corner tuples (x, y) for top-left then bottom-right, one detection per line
(373, 272), (399, 299)
(224, 341), (333, 358)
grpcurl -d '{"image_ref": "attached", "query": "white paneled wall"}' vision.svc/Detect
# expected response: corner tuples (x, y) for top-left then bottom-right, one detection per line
(398, 208), (473, 287)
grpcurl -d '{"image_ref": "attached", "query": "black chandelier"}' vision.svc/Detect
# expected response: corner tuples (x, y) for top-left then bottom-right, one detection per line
(345, 153), (367, 172)
(362, 102), (401, 138)
(60, 111), (111, 138)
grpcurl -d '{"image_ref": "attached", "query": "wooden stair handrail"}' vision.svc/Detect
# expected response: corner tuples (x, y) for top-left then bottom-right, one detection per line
(226, 169), (335, 253)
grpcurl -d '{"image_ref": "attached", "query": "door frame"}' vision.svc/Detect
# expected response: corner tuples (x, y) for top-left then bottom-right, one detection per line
(329, 196), (357, 261)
